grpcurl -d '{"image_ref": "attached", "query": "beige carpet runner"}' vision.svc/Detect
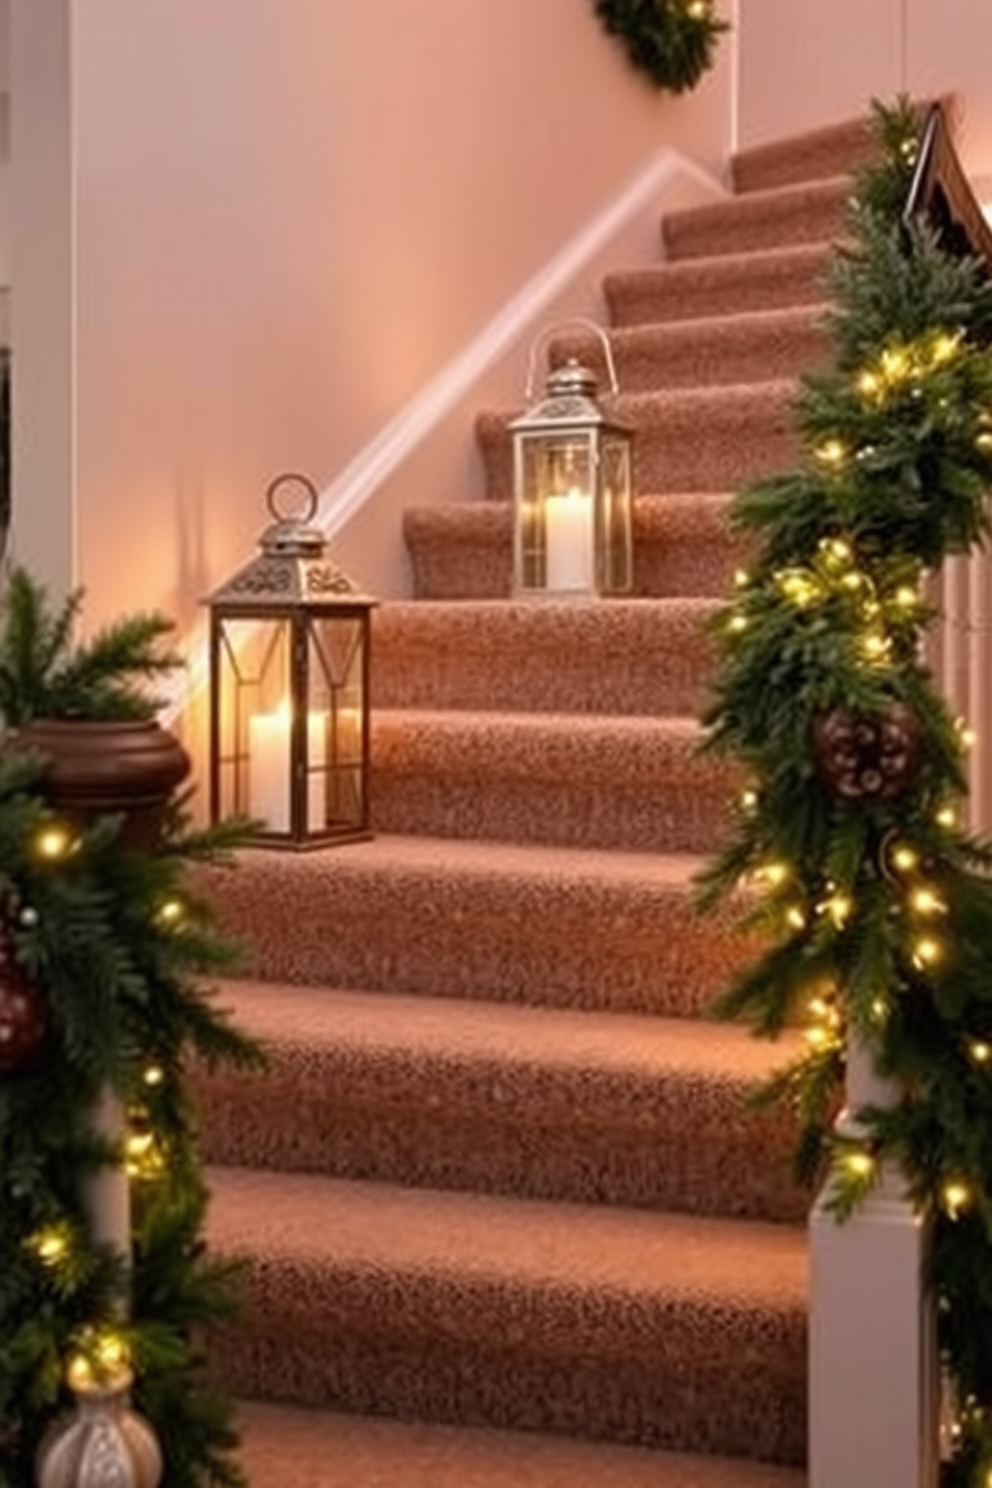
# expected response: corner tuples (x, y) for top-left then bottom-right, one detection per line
(194, 111), (886, 1487)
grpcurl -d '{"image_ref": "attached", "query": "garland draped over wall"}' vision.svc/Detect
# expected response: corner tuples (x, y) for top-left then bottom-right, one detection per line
(589, 0), (727, 94)
(699, 99), (992, 1487)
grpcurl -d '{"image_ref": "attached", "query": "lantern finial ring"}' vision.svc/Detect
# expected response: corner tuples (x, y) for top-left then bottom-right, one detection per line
(265, 472), (320, 526)
(524, 319), (619, 399)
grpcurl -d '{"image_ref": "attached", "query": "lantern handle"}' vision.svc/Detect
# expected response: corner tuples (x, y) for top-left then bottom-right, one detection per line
(524, 319), (620, 399)
(265, 471), (320, 525)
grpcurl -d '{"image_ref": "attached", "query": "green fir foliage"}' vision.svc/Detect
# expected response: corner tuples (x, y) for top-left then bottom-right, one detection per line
(0, 567), (183, 723)
(700, 97), (992, 1485)
(0, 584), (265, 1485)
(589, 0), (727, 95)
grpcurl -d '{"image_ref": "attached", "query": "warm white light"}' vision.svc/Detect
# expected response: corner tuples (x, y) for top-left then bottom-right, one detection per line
(846, 1151), (874, 1178)
(971, 1042), (991, 1065)
(66, 1330), (131, 1393)
(913, 937), (941, 969)
(36, 826), (72, 860)
(825, 894), (852, 928)
(911, 887), (946, 917)
(861, 632), (890, 661)
(891, 844), (919, 873)
(944, 1181), (970, 1218)
(931, 331), (961, 364)
(936, 806), (957, 829)
(143, 1065), (165, 1087)
(30, 1227), (69, 1266)
(786, 906), (806, 930)
(881, 346), (911, 381)
(778, 569), (821, 608)
(816, 440), (847, 469)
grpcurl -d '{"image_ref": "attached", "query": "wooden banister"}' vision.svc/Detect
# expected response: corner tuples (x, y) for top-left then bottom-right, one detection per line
(904, 102), (992, 271)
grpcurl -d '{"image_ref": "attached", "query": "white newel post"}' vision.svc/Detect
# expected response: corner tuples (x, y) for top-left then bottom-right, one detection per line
(810, 1035), (940, 1488)
(87, 1086), (131, 1269)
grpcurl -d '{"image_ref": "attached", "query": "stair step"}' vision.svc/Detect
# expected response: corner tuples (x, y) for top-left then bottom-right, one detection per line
(370, 710), (736, 855)
(476, 381), (801, 502)
(551, 306), (831, 393)
(605, 244), (834, 328)
(200, 835), (751, 1018)
(662, 178), (851, 261)
(237, 1401), (807, 1488)
(197, 982), (804, 1222)
(730, 115), (879, 194)
(208, 1169), (807, 1462)
(372, 597), (721, 716)
(402, 494), (748, 603)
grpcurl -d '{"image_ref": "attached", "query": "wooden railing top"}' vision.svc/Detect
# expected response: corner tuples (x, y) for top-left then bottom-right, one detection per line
(903, 100), (992, 271)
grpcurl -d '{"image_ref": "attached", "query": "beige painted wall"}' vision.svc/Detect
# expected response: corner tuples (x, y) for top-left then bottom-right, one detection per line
(10, 0), (733, 636)
(738, 0), (992, 183)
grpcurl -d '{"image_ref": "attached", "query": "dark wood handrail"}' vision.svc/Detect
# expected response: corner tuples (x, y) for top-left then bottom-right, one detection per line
(903, 101), (992, 271)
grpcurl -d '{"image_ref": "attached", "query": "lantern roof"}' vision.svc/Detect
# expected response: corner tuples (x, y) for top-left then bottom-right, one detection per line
(207, 472), (378, 611)
(508, 358), (635, 436)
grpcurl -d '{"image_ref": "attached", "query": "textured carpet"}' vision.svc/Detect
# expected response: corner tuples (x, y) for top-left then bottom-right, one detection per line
(237, 1403), (806, 1488)
(191, 109), (913, 1486)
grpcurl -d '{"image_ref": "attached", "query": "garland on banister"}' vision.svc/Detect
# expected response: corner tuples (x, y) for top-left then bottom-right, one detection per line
(0, 746), (264, 1488)
(589, 0), (727, 94)
(697, 98), (992, 1487)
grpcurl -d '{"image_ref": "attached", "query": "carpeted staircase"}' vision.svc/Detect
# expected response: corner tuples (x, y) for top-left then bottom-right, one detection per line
(194, 112), (885, 1487)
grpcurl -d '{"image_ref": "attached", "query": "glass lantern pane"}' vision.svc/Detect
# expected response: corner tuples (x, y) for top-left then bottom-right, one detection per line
(310, 616), (367, 832)
(516, 436), (594, 594)
(597, 435), (633, 595)
(213, 616), (291, 827)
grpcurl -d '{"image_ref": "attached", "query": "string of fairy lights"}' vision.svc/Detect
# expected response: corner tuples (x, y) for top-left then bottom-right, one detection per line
(700, 95), (992, 1481)
(20, 815), (198, 1397)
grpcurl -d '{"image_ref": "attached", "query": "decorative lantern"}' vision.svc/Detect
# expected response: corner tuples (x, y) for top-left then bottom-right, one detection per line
(509, 320), (634, 598)
(207, 473), (377, 848)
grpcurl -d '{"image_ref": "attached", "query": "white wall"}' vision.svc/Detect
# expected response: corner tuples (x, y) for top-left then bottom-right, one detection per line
(738, 0), (992, 185)
(9, 0), (733, 636)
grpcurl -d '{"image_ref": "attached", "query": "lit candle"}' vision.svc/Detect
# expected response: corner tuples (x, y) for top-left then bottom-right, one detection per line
(545, 488), (594, 592)
(249, 706), (327, 832)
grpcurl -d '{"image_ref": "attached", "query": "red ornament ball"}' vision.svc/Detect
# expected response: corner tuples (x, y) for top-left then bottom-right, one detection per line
(0, 962), (48, 1074)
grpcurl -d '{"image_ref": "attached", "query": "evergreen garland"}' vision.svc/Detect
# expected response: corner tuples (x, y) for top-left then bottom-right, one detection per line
(0, 575), (264, 1487)
(699, 98), (992, 1486)
(589, 0), (727, 95)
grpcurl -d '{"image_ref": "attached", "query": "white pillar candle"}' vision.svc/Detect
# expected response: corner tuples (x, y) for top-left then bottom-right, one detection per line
(545, 488), (595, 592)
(249, 708), (327, 833)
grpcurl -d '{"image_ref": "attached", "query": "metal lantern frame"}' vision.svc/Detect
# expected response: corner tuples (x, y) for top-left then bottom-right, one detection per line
(206, 472), (377, 849)
(509, 320), (635, 600)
